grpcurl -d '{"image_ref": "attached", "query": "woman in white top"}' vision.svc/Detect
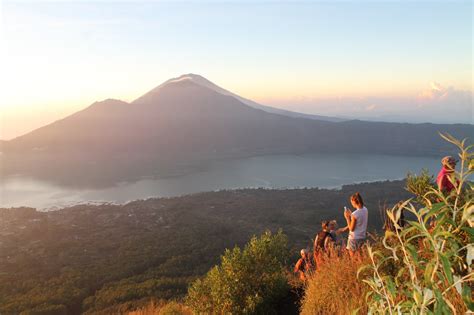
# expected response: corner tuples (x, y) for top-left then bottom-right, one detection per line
(342, 192), (368, 257)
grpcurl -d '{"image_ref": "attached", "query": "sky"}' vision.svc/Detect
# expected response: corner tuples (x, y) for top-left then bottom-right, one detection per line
(0, 0), (472, 140)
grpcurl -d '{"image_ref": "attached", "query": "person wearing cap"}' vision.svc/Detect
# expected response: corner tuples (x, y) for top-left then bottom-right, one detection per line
(294, 249), (313, 281)
(437, 156), (458, 194)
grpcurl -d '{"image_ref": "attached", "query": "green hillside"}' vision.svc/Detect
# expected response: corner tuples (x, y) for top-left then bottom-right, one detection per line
(0, 181), (409, 314)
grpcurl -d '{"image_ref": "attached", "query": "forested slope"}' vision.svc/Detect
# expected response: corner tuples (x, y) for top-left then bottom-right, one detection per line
(0, 181), (409, 314)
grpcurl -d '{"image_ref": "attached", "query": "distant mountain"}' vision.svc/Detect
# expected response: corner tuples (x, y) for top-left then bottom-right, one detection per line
(340, 114), (473, 125)
(143, 74), (345, 122)
(1, 74), (472, 186)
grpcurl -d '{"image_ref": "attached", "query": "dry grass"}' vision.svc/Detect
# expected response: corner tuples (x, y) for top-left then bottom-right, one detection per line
(300, 248), (370, 315)
(128, 300), (193, 315)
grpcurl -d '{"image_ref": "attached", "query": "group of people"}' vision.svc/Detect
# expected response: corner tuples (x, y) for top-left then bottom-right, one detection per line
(295, 192), (369, 281)
(294, 155), (460, 282)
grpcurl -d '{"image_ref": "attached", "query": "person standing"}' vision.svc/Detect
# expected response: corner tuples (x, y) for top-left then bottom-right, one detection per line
(437, 156), (458, 194)
(343, 192), (368, 257)
(313, 220), (335, 268)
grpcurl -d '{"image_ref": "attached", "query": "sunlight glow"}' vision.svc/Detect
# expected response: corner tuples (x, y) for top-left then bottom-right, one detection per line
(0, 0), (472, 139)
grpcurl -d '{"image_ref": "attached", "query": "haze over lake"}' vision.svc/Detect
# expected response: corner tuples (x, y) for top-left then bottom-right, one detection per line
(0, 153), (440, 209)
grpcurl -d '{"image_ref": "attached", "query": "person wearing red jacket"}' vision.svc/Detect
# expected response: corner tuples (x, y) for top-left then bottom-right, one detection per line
(436, 156), (458, 194)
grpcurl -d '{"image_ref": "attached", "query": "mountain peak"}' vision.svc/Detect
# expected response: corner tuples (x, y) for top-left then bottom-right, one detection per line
(152, 73), (232, 98)
(86, 98), (129, 111)
(160, 73), (213, 89)
(173, 73), (207, 81)
(93, 98), (127, 105)
(132, 74), (217, 105)
(132, 74), (345, 122)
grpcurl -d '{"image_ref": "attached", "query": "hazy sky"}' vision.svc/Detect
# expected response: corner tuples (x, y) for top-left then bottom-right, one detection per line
(0, 0), (472, 139)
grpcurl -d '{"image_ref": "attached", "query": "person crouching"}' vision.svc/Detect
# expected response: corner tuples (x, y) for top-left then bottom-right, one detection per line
(294, 249), (313, 281)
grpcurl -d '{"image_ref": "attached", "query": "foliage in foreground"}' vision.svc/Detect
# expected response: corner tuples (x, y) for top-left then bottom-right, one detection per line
(300, 248), (370, 315)
(360, 134), (474, 313)
(186, 230), (290, 314)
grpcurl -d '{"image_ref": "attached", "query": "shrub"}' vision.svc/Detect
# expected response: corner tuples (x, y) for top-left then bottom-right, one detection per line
(406, 168), (436, 206)
(300, 248), (370, 315)
(186, 230), (289, 314)
(360, 133), (474, 313)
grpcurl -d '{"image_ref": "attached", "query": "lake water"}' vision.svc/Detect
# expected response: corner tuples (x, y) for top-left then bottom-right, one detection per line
(0, 153), (441, 210)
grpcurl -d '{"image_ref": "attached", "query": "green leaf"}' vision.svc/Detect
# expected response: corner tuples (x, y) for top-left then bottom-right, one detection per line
(424, 262), (434, 287)
(405, 244), (419, 264)
(406, 234), (423, 243)
(413, 289), (422, 305)
(423, 203), (444, 224)
(433, 288), (449, 314)
(444, 217), (457, 228)
(385, 276), (396, 296)
(439, 253), (454, 285)
(408, 221), (425, 232)
(462, 283), (474, 311)
(400, 226), (417, 238)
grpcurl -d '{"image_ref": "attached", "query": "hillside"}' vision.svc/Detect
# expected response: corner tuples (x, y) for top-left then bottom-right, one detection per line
(1, 74), (472, 187)
(0, 181), (410, 314)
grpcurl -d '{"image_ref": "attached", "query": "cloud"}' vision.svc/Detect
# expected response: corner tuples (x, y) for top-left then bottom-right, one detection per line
(417, 82), (464, 101)
(431, 82), (443, 92)
(267, 83), (473, 124)
(365, 104), (377, 111)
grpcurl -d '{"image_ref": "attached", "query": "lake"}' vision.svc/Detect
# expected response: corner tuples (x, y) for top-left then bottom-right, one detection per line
(0, 153), (441, 210)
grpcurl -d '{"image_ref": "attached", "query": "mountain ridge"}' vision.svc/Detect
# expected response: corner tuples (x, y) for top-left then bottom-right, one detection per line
(1, 74), (473, 187)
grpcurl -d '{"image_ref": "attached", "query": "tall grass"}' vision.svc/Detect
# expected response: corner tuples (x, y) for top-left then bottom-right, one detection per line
(300, 247), (370, 315)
